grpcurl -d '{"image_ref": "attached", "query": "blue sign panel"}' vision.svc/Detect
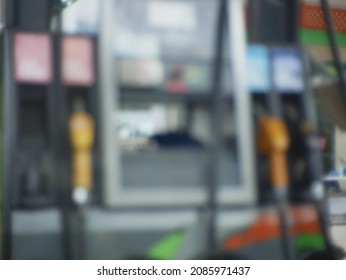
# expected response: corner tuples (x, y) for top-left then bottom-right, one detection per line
(272, 48), (304, 93)
(247, 45), (271, 93)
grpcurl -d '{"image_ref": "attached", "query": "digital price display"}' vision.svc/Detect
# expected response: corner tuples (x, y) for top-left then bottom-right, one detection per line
(272, 48), (304, 93)
(61, 36), (95, 86)
(247, 45), (271, 93)
(14, 33), (52, 84)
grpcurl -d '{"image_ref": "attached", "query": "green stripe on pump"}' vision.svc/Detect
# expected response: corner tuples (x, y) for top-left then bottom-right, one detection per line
(147, 231), (186, 260)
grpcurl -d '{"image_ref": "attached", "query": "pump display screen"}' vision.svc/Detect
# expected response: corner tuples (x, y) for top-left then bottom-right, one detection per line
(14, 33), (52, 84)
(272, 48), (304, 93)
(247, 46), (270, 93)
(61, 36), (95, 86)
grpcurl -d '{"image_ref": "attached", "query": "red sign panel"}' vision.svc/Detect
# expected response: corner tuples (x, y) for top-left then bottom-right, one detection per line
(62, 37), (95, 86)
(14, 33), (52, 84)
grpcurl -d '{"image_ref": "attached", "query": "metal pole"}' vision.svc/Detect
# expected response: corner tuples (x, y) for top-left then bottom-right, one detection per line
(1, 0), (17, 260)
(207, 0), (227, 253)
(99, 0), (121, 207)
(226, 0), (257, 206)
(2, 30), (13, 260)
(53, 9), (74, 260)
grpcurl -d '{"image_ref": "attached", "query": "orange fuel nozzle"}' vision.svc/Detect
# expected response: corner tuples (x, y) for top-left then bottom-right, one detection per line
(69, 100), (94, 205)
(258, 116), (290, 189)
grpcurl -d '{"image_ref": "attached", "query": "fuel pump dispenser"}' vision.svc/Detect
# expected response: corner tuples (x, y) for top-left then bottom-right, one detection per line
(60, 35), (100, 208)
(2, 1), (61, 259)
(221, 47), (336, 259)
(60, 34), (99, 260)
(1, 0), (100, 260)
(231, 0), (337, 259)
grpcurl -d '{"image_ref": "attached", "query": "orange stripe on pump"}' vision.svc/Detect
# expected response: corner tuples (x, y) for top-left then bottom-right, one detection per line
(223, 206), (321, 250)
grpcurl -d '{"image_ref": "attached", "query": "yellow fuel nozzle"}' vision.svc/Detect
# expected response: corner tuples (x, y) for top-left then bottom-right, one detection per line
(69, 100), (94, 205)
(258, 116), (290, 189)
